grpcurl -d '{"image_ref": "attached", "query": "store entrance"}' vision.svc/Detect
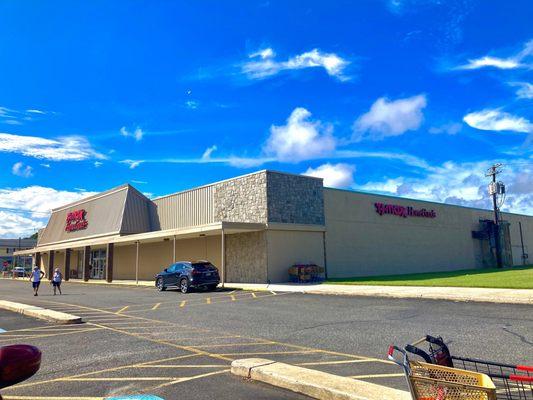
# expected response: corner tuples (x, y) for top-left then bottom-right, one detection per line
(90, 249), (106, 279)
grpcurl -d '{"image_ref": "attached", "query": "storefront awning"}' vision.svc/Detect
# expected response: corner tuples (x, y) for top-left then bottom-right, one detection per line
(14, 221), (267, 256)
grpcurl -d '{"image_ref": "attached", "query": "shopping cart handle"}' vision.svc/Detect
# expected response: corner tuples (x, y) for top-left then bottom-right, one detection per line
(387, 345), (407, 366)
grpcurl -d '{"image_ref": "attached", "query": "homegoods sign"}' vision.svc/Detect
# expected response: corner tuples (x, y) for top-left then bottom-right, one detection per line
(374, 202), (436, 219)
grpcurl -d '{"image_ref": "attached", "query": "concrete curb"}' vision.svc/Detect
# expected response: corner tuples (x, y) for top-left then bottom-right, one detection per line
(0, 300), (82, 324)
(231, 358), (410, 400)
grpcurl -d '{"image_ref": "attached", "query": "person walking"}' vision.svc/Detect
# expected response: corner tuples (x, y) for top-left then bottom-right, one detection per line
(29, 266), (45, 296)
(51, 268), (62, 295)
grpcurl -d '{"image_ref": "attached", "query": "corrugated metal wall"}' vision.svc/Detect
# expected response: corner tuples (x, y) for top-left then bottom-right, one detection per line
(120, 189), (152, 234)
(152, 185), (215, 230)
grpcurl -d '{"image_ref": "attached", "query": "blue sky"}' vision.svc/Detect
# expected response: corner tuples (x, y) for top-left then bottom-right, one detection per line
(0, 0), (532, 237)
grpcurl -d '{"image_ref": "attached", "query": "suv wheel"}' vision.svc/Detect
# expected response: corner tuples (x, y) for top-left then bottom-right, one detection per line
(180, 278), (189, 294)
(156, 277), (166, 292)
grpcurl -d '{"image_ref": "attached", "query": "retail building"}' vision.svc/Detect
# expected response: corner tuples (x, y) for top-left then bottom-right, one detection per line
(15, 170), (532, 283)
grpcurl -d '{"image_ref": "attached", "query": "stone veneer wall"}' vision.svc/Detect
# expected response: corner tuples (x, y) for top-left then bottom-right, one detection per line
(225, 231), (267, 283)
(213, 171), (268, 223)
(266, 172), (325, 225)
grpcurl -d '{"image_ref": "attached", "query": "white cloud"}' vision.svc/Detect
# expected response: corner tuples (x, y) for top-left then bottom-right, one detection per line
(429, 122), (462, 135)
(242, 48), (350, 81)
(463, 109), (532, 133)
(509, 82), (533, 99)
(352, 94), (427, 141)
(120, 126), (144, 141)
(12, 162), (33, 178)
(40, 163), (50, 168)
(94, 161), (103, 168)
(185, 100), (199, 110)
(250, 48), (275, 59)
(26, 109), (46, 114)
(0, 133), (104, 161)
(303, 163), (355, 188)
(131, 180), (147, 184)
(264, 107), (336, 163)
(0, 186), (98, 238)
(356, 160), (532, 215)
(120, 159), (143, 169)
(457, 39), (533, 70)
(201, 145), (217, 160)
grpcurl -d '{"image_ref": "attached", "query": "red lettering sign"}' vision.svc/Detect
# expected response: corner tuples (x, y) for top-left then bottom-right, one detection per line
(65, 209), (88, 232)
(374, 202), (436, 219)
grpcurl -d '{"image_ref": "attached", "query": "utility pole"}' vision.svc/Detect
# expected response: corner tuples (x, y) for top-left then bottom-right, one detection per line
(486, 163), (503, 268)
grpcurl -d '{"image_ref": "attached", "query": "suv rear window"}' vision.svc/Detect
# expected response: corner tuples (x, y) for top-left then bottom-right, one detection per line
(192, 262), (217, 271)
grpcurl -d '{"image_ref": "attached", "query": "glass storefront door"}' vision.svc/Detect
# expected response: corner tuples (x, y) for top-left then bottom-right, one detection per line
(90, 249), (106, 280)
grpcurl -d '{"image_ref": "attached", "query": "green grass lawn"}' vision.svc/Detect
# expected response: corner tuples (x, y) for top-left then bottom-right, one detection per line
(326, 265), (533, 289)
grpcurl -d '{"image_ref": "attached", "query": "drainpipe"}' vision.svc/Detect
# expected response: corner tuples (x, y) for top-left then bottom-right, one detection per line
(221, 229), (225, 288)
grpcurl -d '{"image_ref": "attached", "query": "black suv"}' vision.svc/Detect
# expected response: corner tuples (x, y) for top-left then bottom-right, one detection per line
(155, 261), (220, 293)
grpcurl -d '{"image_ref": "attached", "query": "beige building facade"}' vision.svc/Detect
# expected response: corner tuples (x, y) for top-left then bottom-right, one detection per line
(15, 170), (532, 283)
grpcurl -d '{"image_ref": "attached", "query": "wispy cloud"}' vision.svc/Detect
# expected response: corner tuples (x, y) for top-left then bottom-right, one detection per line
(508, 81), (533, 99)
(263, 107), (336, 163)
(352, 94), (427, 141)
(463, 109), (532, 133)
(303, 163), (355, 188)
(0, 106), (53, 125)
(120, 126), (144, 141)
(456, 39), (533, 70)
(120, 159), (143, 169)
(12, 162), (33, 178)
(429, 122), (462, 135)
(201, 145), (217, 160)
(242, 48), (350, 81)
(0, 133), (105, 161)
(94, 161), (103, 168)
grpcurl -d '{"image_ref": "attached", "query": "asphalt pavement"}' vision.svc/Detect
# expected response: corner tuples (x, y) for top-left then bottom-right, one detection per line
(0, 278), (531, 400)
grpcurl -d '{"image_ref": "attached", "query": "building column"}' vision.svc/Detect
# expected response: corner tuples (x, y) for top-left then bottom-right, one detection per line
(83, 246), (91, 282)
(64, 249), (71, 281)
(106, 243), (114, 283)
(173, 236), (176, 263)
(48, 251), (55, 280)
(35, 252), (41, 269)
(221, 229), (225, 288)
(135, 241), (140, 285)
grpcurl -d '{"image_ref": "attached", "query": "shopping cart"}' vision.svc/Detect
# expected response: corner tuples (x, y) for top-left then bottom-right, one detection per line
(405, 335), (533, 400)
(388, 345), (497, 400)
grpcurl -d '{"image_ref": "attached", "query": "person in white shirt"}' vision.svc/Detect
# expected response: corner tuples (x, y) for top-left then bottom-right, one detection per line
(29, 266), (45, 296)
(52, 268), (62, 295)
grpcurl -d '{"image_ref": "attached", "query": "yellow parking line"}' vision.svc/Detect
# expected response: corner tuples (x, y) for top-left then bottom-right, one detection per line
(117, 306), (129, 314)
(2, 397), (104, 400)
(152, 302), (161, 310)
(206, 297), (211, 304)
(139, 364), (228, 368)
(218, 350), (318, 356)
(0, 328), (102, 343)
(65, 377), (177, 381)
(180, 300), (186, 307)
(150, 369), (230, 390)
(270, 291), (277, 295)
(230, 295), (236, 301)
(349, 373), (405, 379)
(6, 354), (201, 390)
(192, 341), (275, 348)
(298, 359), (379, 366)
(251, 292), (257, 298)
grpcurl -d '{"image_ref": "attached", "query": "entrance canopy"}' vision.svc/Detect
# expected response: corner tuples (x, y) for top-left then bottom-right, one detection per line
(14, 221), (266, 256)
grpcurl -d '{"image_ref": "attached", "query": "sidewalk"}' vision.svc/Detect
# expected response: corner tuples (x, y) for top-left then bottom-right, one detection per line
(2, 277), (531, 304)
(223, 282), (533, 305)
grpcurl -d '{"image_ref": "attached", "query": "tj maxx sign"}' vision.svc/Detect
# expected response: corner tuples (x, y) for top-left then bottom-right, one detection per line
(374, 202), (436, 219)
(65, 209), (88, 232)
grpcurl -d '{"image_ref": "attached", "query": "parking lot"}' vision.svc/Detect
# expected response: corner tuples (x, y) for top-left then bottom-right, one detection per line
(0, 279), (531, 399)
